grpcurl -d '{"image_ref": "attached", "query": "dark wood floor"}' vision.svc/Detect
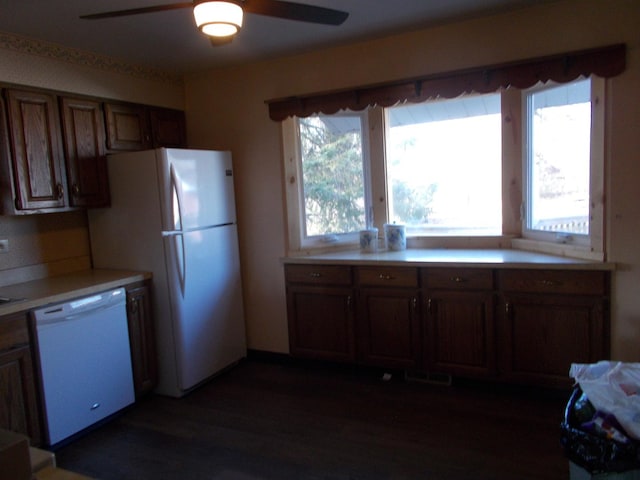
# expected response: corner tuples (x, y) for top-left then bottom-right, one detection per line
(54, 359), (571, 479)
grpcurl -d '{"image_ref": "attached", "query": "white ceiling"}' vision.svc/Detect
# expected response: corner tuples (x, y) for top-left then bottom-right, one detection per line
(0, 0), (554, 74)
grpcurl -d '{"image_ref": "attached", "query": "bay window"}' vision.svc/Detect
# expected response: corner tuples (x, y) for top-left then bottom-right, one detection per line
(274, 45), (623, 259)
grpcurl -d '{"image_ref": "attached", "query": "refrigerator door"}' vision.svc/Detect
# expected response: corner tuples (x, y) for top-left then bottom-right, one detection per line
(157, 148), (237, 232)
(164, 223), (246, 392)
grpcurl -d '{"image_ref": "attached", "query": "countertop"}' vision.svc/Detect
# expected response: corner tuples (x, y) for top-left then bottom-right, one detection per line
(0, 269), (152, 316)
(282, 248), (615, 270)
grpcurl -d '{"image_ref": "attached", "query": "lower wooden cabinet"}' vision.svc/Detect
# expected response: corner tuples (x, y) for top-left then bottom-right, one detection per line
(0, 311), (42, 445)
(425, 290), (495, 377)
(356, 266), (421, 369)
(358, 287), (421, 369)
(422, 268), (496, 378)
(285, 265), (355, 362)
(125, 281), (158, 397)
(285, 262), (611, 388)
(287, 285), (355, 362)
(498, 269), (609, 387)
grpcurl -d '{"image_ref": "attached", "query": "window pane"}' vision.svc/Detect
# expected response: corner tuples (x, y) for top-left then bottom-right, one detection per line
(527, 79), (591, 236)
(386, 94), (502, 235)
(298, 114), (366, 237)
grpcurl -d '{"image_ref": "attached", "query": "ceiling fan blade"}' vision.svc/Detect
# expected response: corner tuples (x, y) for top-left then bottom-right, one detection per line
(243, 0), (348, 26)
(79, 2), (193, 20)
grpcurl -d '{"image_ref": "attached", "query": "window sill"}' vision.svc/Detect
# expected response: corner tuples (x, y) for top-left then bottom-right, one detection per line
(288, 235), (605, 264)
(511, 238), (604, 262)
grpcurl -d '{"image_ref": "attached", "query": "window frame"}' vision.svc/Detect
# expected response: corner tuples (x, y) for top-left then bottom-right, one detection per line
(282, 78), (606, 260)
(383, 93), (503, 237)
(282, 110), (373, 251)
(516, 76), (605, 259)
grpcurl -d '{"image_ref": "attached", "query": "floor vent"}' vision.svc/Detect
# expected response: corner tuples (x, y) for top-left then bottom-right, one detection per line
(405, 371), (452, 386)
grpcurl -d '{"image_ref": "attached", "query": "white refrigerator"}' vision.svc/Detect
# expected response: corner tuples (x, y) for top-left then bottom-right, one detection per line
(88, 148), (247, 398)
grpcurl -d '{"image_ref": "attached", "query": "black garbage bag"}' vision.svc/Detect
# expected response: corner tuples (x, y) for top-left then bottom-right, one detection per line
(561, 387), (640, 474)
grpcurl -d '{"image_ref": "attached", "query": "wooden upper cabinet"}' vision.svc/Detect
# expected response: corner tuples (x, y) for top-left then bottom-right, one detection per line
(59, 96), (110, 207)
(105, 102), (187, 151)
(3, 88), (67, 211)
(149, 107), (186, 148)
(104, 102), (151, 151)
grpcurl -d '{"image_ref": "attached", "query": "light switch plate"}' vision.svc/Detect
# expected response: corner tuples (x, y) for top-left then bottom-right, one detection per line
(0, 239), (9, 253)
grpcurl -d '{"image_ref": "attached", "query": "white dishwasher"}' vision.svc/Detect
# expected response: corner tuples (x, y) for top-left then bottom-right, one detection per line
(33, 287), (135, 446)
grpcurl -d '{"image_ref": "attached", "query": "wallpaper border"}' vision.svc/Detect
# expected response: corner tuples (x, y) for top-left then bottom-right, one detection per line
(0, 31), (183, 86)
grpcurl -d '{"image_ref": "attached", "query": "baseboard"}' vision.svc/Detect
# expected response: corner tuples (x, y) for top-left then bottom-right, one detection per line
(245, 349), (295, 365)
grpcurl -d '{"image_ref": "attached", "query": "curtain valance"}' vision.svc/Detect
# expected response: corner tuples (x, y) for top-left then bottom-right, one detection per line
(266, 44), (626, 121)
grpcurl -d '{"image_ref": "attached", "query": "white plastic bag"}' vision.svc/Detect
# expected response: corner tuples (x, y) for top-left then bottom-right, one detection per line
(570, 361), (640, 441)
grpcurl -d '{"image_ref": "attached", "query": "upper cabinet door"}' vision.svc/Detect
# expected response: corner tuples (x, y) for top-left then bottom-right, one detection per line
(4, 88), (67, 210)
(149, 107), (186, 148)
(104, 102), (152, 151)
(60, 97), (110, 208)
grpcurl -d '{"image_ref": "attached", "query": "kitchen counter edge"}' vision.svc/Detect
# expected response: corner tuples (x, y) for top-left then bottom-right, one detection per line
(281, 248), (615, 270)
(0, 269), (152, 316)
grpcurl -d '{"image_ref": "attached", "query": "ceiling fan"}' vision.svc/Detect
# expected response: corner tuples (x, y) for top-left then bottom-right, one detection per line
(80, 0), (349, 46)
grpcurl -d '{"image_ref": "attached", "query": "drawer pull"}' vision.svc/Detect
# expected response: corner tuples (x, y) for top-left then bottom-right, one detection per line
(538, 280), (561, 287)
(378, 274), (395, 281)
(309, 272), (322, 278)
(128, 298), (139, 315)
(451, 276), (466, 283)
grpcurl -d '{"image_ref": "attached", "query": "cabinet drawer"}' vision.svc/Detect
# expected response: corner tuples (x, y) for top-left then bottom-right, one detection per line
(285, 264), (352, 286)
(423, 268), (493, 290)
(0, 312), (29, 351)
(499, 269), (607, 295)
(356, 266), (418, 287)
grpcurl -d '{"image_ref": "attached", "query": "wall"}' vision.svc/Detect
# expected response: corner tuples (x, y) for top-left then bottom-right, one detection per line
(184, 0), (640, 360)
(0, 34), (184, 286)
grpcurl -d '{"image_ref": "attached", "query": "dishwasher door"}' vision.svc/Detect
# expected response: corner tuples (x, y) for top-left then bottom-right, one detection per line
(33, 288), (135, 445)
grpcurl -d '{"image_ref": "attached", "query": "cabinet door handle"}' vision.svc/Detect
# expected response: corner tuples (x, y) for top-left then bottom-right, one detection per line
(427, 297), (432, 314)
(72, 183), (80, 195)
(505, 302), (511, 315)
(412, 297), (417, 311)
(56, 183), (64, 198)
(129, 298), (138, 316)
(378, 274), (395, 281)
(347, 295), (352, 309)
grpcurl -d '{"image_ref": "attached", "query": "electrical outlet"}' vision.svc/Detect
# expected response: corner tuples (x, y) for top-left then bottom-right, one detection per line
(0, 239), (9, 253)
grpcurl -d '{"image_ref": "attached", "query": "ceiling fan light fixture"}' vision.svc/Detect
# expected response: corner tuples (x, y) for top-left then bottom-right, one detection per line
(193, 1), (243, 38)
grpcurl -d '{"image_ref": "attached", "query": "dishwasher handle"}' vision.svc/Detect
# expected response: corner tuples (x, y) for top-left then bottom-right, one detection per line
(33, 288), (126, 325)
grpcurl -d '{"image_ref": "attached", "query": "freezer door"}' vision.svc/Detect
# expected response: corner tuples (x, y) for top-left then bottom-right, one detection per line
(157, 148), (237, 231)
(164, 224), (246, 392)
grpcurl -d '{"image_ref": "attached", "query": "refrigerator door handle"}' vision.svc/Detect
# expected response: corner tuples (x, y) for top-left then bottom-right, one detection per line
(170, 164), (184, 232)
(171, 232), (187, 297)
